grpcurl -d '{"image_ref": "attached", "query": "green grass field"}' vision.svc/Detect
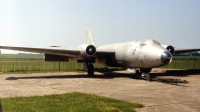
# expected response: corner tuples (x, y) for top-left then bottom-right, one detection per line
(172, 56), (200, 59)
(162, 56), (200, 69)
(0, 60), (122, 73)
(1, 54), (200, 73)
(0, 54), (44, 59)
(1, 92), (143, 112)
(0, 54), (122, 73)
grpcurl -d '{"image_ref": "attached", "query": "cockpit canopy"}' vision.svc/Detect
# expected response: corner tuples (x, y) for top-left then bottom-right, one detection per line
(140, 39), (160, 46)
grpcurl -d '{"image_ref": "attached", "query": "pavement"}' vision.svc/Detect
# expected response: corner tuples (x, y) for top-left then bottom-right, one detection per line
(0, 69), (200, 112)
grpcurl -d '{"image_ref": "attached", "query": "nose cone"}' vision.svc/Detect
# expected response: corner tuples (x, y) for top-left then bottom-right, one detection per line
(161, 51), (172, 65)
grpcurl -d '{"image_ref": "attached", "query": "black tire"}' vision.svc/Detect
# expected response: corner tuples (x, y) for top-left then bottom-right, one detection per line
(145, 73), (150, 78)
(145, 73), (152, 82)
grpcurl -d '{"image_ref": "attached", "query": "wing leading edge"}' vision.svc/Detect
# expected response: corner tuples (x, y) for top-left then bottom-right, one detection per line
(174, 48), (200, 54)
(0, 46), (115, 58)
(0, 46), (80, 57)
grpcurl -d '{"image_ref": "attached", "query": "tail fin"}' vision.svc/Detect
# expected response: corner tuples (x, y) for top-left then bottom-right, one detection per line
(86, 28), (95, 45)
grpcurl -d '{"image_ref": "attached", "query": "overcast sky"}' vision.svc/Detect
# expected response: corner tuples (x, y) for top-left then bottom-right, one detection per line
(0, 0), (200, 53)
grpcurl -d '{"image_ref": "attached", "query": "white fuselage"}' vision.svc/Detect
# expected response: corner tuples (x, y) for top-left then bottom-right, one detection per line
(96, 39), (171, 68)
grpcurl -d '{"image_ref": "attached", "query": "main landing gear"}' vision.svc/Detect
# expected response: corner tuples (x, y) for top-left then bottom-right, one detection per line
(87, 63), (94, 76)
(84, 59), (95, 76)
(136, 68), (153, 81)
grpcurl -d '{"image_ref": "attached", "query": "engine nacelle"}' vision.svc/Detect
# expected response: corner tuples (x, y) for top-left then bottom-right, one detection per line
(78, 44), (96, 59)
(161, 45), (175, 55)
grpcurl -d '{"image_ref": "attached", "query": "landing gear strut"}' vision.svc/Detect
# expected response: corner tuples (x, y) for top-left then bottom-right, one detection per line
(87, 63), (94, 76)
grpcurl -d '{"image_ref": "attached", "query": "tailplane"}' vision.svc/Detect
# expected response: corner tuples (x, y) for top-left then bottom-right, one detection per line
(86, 28), (95, 45)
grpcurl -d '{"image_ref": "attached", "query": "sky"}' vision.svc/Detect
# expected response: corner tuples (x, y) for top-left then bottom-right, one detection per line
(0, 0), (200, 53)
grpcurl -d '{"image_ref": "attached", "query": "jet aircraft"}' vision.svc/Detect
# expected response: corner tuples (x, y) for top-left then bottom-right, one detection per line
(1, 29), (200, 80)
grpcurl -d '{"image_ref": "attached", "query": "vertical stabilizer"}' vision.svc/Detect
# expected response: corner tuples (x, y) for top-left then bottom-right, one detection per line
(86, 28), (95, 45)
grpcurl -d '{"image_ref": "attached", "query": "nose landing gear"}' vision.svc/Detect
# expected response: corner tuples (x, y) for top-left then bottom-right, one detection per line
(141, 72), (152, 81)
(136, 68), (153, 81)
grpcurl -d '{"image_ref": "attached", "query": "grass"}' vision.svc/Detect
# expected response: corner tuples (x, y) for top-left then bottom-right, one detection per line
(1, 54), (200, 73)
(162, 59), (200, 69)
(0, 61), (122, 74)
(1, 92), (144, 112)
(173, 56), (200, 59)
(0, 54), (44, 58)
(0, 58), (122, 74)
(158, 56), (200, 69)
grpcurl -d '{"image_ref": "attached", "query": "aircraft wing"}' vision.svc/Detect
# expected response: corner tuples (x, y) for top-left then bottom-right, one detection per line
(0, 46), (80, 57)
(175, 48), (200, 54)
(0, 46), (115, 58)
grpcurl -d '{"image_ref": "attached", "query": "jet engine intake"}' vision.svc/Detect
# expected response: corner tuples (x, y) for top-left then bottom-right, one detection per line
(79, 44), (96, 59)
(161, 45), (175, 55)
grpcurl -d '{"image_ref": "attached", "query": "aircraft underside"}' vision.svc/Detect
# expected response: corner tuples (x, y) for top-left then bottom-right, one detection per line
(86, 57), (155, 81)
(85, 62), (154, 81)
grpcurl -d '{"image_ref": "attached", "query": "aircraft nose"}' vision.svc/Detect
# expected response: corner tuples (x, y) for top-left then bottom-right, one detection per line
(161, 51), (172, 65)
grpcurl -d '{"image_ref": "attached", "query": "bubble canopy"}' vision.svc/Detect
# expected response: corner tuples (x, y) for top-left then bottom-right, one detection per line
(140, 39), (160, 46)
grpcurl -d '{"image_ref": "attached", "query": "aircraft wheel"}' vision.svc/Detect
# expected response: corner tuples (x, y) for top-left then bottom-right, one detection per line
(87, 64), (94, 76)
(140, 68), (152, 81)
(145, 73), (150, 78)
(145, 73), (152, 81)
